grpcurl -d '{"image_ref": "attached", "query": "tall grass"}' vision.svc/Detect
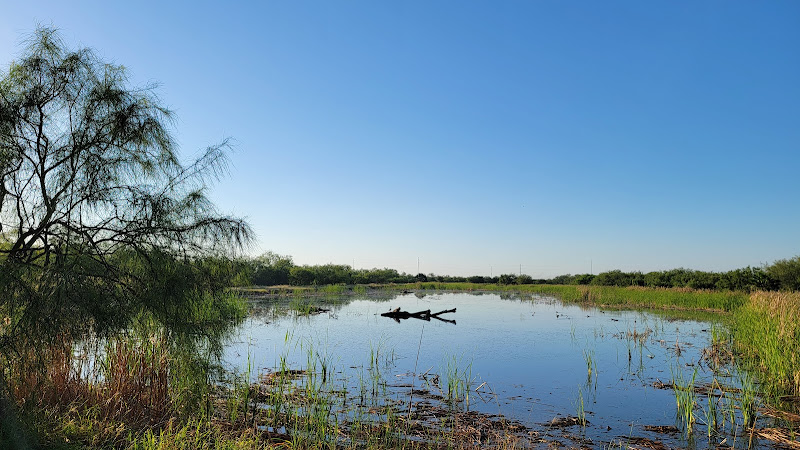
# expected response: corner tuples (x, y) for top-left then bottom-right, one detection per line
(3, 332), (181, 447)
(672, 366), (698, 436)
(0, 291), (248, 448)
(733, 291), (800, 397)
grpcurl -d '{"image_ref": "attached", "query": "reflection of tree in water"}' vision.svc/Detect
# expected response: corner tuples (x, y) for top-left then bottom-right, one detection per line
(243, 291), (404, 322)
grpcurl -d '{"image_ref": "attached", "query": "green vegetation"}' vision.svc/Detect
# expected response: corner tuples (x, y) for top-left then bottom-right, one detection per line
(733, 291), (800, 398)
(0, 27), (251, 449)
(0, 26), (251, 343)
(391, 283), (749, 312)
(248, 253), (424, 286)
(1, 303), (248, 448)
(764, 256), (800, 291)
(672, 366), (698, 436)
(241, 251), (799, 294)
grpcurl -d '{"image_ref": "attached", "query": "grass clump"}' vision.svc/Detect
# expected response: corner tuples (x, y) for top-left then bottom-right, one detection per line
(0, 289), (253, 449)
(733, 291), (800, 398)
(672, 367), (698, 436)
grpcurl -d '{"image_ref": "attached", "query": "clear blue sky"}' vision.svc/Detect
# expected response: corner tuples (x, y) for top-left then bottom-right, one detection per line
(2, 2), (798, 277)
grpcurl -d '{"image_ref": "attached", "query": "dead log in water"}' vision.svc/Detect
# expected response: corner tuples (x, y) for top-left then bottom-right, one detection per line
(380, 308), (456, 324)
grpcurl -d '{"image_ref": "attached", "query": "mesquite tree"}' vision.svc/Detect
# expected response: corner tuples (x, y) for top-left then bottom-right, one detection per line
(0, 28), (252, 346)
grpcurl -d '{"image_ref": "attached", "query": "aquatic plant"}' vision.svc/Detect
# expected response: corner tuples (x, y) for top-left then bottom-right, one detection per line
(701, 384), (720, 439)
(443, 355), (473, 406)
(672, 366), (698, 436)
(575, 386), (587, 428)
(583, 349), (597, 388)
(738, 371), (759, 429)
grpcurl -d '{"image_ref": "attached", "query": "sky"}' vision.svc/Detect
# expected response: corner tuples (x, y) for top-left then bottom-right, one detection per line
(1, 2), (798, 277)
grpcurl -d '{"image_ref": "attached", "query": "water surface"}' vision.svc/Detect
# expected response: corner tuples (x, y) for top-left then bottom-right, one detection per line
(224, 291), (762, 447)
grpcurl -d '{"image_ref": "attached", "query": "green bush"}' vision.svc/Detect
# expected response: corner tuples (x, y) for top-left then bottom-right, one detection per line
(766, 256), (800, 291)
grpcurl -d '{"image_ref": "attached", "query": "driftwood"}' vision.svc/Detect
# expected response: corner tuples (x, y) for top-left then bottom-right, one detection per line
(380, 308), (456, 324)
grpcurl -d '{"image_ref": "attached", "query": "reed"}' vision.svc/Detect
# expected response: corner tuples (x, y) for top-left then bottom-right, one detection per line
(738, 371), (758, 429)
(733, 291), (800, 397)
(701, 384), (720, 439)
(583, 349), (597, 387)
(575, 386), (587, 428)
(320, 284), (348, 295)
(2, 331), (220, 447)
(672, 366), (698, 436)
(443, 355), (473, 405)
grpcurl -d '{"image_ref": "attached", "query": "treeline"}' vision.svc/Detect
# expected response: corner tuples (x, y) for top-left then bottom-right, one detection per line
(233, 252), (800, 292)
(244, 252), (425, 286)
(543, 267), (775, 292)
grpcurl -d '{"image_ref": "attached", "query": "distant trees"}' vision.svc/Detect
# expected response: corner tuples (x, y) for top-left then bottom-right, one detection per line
(573, 274), (595, 285)
(516, 274), (533, 285)
(266, 263), (418, 286)
(588, 266), (778, 291)
(252, 252), (294, 285)
(352, 268), (403, 284)
(308, 264), (353, 285)
(589, 270), (644, 287)
(240, 250), (800, 293)
(289, 266), (315, 286)
(498, 274), (517, 285)
(765, 256), (800, 291)
(716, 267), (774, 291)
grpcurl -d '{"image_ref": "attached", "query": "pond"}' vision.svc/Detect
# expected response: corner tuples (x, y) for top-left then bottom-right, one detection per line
(222, 291), (775, 448)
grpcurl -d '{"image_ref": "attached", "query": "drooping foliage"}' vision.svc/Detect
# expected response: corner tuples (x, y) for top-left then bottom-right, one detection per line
(0, 27), (252, 349)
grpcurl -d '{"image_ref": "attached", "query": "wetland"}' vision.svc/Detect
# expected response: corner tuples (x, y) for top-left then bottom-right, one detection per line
(219, 290), (800, 448)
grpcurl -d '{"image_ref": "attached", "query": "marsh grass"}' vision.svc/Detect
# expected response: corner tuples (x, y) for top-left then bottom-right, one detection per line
(127, 420), (267, 449)
(3, 333), (204, 447)
(738, 371), (759, 430)
(582, 349), (597, 389)
(320, 284), (348, 295)
(575, 386), (587, 428)
(702, 389), (719, 439)
(442, 356), (473, 406)
(733, 291), (800, 399)
(672, 366), (698, 436)
(0, 291), (250, 448)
